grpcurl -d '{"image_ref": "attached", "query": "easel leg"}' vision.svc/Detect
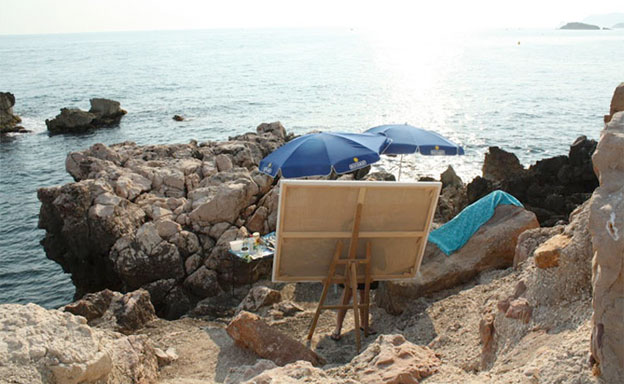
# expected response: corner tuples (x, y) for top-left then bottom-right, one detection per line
(307, 241), (343, 340)
(350, 262), (361, 353)
(362, 242), (372, 337)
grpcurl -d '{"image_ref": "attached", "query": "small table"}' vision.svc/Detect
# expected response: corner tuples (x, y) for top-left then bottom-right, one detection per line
(228, 232), (276, 263)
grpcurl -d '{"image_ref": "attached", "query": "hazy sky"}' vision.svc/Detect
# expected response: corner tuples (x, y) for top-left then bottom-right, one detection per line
(1, 0), (622, 35)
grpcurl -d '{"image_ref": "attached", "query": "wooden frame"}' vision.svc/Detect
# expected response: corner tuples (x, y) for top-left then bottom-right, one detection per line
(271, 180), (441, 282)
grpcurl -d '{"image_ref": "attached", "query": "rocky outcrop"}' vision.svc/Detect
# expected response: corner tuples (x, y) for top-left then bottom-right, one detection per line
(468, 137), (598, 226)
(377, 205), (538, 314)
(0, 92), (27, 133)
(63, 289), (156, 334)
(38, 123), (286, 319)
(604, 82), (624, 123)
(560, 22), (600, 30)
(226, 311), (324, 367)
(0, 303), (158, 384)
(46, 98), (127, 134)
(589, 111), (624, 381)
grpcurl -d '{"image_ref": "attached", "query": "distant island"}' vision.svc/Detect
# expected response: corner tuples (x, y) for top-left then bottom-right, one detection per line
(560, 22), (600, 30)
(613, 22), (624, 29)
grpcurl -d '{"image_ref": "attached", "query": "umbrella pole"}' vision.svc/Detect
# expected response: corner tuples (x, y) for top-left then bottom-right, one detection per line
(398, 155), (403, 181)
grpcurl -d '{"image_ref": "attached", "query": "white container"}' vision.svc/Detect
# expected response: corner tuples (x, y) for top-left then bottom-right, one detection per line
(229, 240), (243, 251)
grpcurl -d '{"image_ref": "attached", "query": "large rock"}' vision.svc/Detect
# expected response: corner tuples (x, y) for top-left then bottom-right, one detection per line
(226, 311), (324, 367)
(237, 286), (281, 312)
(589, 111), (624, 381)
(482, 146), (525, 182)
(0, 91), (26, 133)
(377, 205), (539, 314)
(468, 141), (598, 226)
(39, 127), (287, 319)
(0, 303), (158, 384)
(604, 82), (624, 123)
(346, 334), (441, 384)
(46, 98), (127, 134)
(63, 289), (156, 334)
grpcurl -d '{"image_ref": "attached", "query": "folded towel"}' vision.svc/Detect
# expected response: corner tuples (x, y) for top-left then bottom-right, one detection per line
(428, 190), (523, 255)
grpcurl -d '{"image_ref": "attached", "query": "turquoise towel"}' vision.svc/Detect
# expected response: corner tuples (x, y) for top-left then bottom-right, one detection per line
(428, 190), (523, 255)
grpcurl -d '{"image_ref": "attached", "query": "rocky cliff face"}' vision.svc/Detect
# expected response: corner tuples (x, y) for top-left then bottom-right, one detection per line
(38, 122), (287, 319)
(588, 111), (624, 381)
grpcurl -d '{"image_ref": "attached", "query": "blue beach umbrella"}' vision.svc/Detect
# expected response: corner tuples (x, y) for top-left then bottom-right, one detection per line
(365, 124), (464, 180)
(259, 132), (392, 178)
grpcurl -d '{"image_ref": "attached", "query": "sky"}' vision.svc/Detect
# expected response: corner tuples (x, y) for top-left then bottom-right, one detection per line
(1, 0), (623, 35)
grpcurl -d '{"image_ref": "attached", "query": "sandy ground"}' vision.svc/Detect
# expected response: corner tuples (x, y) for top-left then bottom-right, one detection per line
(140, 268), (598, 384)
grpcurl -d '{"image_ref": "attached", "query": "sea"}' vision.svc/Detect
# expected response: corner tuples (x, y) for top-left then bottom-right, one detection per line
(1, 28), (622, 309)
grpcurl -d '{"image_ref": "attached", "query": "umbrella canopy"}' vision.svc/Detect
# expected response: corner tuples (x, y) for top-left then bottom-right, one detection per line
(366, 124), (464, 155)
(259, 132), (391, 178)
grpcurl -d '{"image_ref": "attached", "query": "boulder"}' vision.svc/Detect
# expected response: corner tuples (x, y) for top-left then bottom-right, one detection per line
(377, 205), (538, 314)
(604, 82), (624, 123)
(226, 311), (324, 367)
(0, 303), (158, 384)
(257, 121), (286, 139)
(533, 234), (571, 268)
(440, 165), (463, 189)
(347, 334), (441, 384)
(183, 266), (223, 298)
(63, 289), (156, 334)
(237, 286), (281, 312)
(504, 298), (533, 323)
(589, 111), (624, 381)
(513, 225), (564, 267)
(0, 91), (26, 133)
(482, 146), (525, 182)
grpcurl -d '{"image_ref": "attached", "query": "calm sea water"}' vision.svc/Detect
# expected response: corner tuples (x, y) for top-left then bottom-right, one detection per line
(0, 28), (622, 308)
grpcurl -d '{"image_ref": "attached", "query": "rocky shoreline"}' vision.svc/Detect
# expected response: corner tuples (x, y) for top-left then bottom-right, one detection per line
(1, 84), (622, 383)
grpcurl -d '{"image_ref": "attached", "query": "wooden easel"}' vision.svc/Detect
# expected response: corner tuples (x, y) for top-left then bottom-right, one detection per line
(307, 189), (372, 353)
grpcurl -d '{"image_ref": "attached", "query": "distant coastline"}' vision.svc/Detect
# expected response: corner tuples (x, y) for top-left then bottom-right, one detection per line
(559, 22), (600, 30)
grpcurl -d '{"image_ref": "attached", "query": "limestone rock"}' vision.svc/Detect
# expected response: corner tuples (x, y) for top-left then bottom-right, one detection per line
(183, 266), (223, 298)
(533, 234), (571, 268)
(0, 91), (26, 133)
(63, 289), (156, 334)
(440, 165), (463, 189)
(215, 153), (234, 172)
(46, 99), (126, 134)
(0, 303), (158, 384)
(46, 108), (97, 133)
(513, 225), (564, 267)
(347, 334), (441, 384)
(39, 124), (288, 319)
(604, 82), (624, 123)
(482, 146), (525, 182)
(589, 111), (624, 381)
(237, 286), (281, 312)
(377, 205), (538, 314)
(154, 347), (178, 366)
(504, 298), (533, 323)
(257, 121), (286, 139)
(226, 311), (324, 366)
